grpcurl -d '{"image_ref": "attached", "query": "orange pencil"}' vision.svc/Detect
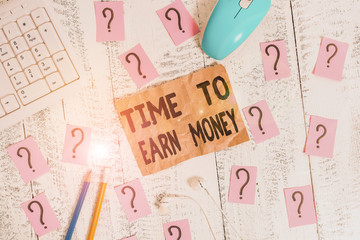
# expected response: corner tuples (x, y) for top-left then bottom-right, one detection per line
(87, 168), (108, 240)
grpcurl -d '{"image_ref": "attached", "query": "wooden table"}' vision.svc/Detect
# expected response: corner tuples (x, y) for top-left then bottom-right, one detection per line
(1, 0), (359, 239)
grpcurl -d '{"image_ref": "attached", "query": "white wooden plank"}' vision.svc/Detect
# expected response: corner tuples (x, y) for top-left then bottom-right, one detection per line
(292, 0), (360, 238)
(0, 125), (32, 240)
(15, 0), (128, 239)
(0, 0), (33, 238)
(49, 0), (131, 239)
(200, 0), (319, 238)
(110, 0), (226, 239)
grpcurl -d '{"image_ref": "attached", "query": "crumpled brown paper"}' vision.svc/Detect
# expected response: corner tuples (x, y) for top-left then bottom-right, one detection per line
(115, 64), (249, 176)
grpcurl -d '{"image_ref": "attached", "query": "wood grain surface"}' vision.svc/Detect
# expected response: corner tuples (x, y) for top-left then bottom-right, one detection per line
(0, 0), (359, 239)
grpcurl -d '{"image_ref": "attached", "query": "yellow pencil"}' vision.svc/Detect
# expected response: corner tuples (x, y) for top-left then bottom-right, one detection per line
(87, 168), (108, 240)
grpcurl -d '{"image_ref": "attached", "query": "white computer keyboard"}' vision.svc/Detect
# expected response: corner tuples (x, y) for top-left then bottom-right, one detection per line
(0, 0), (84, 131)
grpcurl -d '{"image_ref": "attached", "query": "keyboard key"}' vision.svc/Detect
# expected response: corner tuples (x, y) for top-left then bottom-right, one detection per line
(0, 29), (7, 45)
(10, 72), (29, 90)
(46, 72), (64, 91)
(0, 11), (11, 22)
(10, 5), (23, 15)
(0, 104), (5, 117)
(38, 57), (57, 76)
(0, 44), (15, 62)
(17, 79), (50, 105)
(17, 51), (35, 69)
(3, 22), (21, 40)
(24, 29), (42, 48)
(17, 16), (36, 33)
(3, 58), (21, 76)
(31, 44), (49, 62)
(1, 94), (20, 113)
(10, 36), (28, 55)
(31, 8), (50, 26)
(53, 51), (78, 84)
(0, 61), (10, 94)
(25, 65), (43, 83)
(38, 22), (63, 55)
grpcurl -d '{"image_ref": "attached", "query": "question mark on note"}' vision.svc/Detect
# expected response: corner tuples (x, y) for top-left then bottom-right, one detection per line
(71, 128), (84, 158)
(265, 44), (280, 75)
(102, 8), (114, 32)
(126, 53), (146, 79)
(17, 147), (34, 172)
(315, 124), (327, 149)
(235, 168), (250, 200)
(28, 200), (47, 229)
(121, 186), (137, 213)
(249, 106), (265, 135)
(168, 225), (182, 240)
(326, 43), (338, 68)
(165, 8), (185, 33)
(292, 191), (304, 218)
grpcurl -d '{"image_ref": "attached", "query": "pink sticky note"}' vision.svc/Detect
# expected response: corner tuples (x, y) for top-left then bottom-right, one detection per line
(114, 179), (152, 222)
(242, 100), (280, 143)
(157, 0), (200, 46)
(95, 1), (125, 42)
(228, 166), (257, 204)
(284, 185), (317, 228)
(313, 37), (348, 81)
(21, 193), (61, 237)
(120, 236), (137, 240)
(163, 219), (192, 240)
(6, 136), (50, 183)
(304, 115), (337, 158)
(260, 40), (291, 81)
(62, 125), (92, 165)
(119, 44), (159, 88)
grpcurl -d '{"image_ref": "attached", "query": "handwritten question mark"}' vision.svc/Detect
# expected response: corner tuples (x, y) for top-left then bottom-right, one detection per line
(165, 8), (185, 33)
(235, 168), (250, 200)
(28, 200), (47, 229)
(265, 44), (280, 75)
(121, 186), (137, 213)
(17, 147), (34, 172)
(292, 191), (304, 218)
(168, 225), (182, 240)
(249, 106), (265, 135)
(125, 53), (146, 79)
(71, 128), (84, 158)
(316, 124), (327, 149)
(102, 8), (114, 32)
(326, 43), (338, 68)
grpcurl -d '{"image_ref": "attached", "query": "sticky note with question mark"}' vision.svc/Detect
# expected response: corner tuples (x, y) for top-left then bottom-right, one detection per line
(228, 166), (257, 204)
(260, 40), (291, 81)
(313, 37), (348, 81)
(242, 100), (280, 144)
(120, 236), (137, 240)
(163, 219), (192, 240)
(157, 0), (200, 46)
(284, 185), (317, 228)
(62, 124), (92, 165)
(94, 1), (125, 42)
(21, 192), (61, 237)
(304, 115), (337, 158)
(7, 136), (50, 183)
(119, 44), (159, 88)
(114, 178), (151, 222)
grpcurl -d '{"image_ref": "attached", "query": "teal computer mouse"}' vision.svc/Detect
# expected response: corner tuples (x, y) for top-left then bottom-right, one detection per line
(201, 0), (271, 60)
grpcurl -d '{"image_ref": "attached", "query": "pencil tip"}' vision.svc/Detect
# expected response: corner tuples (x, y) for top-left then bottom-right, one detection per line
(85, 170), (92, 182)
